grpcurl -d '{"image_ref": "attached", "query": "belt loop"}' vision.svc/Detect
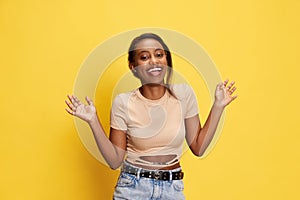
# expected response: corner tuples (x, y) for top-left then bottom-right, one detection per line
(136, 168), (141, 180)
(169, 171), (172, 181)
(120, 167), (123, 172)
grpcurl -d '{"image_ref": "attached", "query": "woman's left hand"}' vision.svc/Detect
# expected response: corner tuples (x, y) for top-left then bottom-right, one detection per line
(214, 79), (238, 108)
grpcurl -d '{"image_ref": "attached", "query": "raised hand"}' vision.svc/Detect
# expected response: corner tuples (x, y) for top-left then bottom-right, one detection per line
(65, 95), (97, 123)
(214, 79), (238, 108)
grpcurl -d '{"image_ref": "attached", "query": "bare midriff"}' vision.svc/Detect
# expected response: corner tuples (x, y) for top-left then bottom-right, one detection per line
(129, 161), (181, 170)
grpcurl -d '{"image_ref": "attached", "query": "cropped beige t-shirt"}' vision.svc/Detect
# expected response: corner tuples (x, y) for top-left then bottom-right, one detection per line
(110, 84), (199, 168)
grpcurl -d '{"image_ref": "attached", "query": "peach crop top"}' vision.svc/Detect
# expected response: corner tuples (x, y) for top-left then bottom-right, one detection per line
(110, 84), (199, 168)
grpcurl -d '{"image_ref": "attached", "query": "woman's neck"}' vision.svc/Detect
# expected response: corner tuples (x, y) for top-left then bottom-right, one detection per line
(139, 84), (166, 100)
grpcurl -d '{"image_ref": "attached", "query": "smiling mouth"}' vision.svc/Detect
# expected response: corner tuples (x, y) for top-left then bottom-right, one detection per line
(147, 67), (162, 73)
(147, 67), (163, 76)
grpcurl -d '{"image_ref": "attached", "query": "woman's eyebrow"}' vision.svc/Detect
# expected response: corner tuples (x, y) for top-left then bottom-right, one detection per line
(137, 50), (150, 54)
(137, 48), (164, 53)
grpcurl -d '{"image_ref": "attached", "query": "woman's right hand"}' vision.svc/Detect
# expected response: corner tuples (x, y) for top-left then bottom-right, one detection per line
(65, 95), (97, 123)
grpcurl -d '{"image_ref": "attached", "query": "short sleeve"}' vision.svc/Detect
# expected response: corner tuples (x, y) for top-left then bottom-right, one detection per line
(110, 95), (128, 131)
(183, 84), (199, 119)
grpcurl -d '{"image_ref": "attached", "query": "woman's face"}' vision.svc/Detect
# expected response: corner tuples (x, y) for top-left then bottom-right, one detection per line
(131, 38), (168, 85)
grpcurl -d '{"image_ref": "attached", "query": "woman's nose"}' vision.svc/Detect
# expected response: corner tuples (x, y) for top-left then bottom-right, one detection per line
(149, 55), (159, 65)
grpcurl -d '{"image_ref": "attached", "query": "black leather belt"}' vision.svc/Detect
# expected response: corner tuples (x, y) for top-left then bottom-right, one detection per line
(122, 164), (184, 181)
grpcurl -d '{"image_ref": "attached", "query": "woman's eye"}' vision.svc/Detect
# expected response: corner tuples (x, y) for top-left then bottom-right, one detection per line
(156, 52), (165, 58)
(140, 55), (149, 60)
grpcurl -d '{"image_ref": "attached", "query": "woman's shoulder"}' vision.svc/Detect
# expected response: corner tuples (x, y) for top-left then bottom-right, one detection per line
(171, 83), (192, 90)
(112, 89), (138, 104)
(171, 83), (194, 98)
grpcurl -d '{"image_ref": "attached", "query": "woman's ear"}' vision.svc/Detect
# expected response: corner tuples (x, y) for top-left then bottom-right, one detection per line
(129, 63), (139, 78)
(129, 63), (137, 73)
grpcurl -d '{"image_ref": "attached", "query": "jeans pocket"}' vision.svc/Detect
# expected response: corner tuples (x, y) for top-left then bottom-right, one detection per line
(172, 180), (184, 192)
(116, 172), (136, 188)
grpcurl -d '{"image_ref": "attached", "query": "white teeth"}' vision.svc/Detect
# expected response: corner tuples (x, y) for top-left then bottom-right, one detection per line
(148, 67), (162, 72)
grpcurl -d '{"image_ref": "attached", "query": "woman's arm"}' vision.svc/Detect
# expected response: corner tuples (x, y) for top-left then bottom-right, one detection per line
(65, 95), (126, 169)
(185, 79), (237, 156)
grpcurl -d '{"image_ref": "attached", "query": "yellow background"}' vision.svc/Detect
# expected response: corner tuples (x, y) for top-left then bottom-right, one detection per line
(1, 0), (299, 199)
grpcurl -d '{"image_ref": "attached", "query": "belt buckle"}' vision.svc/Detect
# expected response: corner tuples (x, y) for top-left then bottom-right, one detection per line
(154, 171), (160, 180)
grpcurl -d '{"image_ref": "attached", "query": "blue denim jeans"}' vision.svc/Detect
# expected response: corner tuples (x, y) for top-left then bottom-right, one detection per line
(113, 163), (185, 200)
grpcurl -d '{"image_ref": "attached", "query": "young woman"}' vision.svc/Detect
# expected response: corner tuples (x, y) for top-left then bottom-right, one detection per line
(65, 33), (237, 199)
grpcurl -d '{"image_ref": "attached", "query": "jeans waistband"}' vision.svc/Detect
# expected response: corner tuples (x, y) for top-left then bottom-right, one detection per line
(121, 160), (183, 181)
